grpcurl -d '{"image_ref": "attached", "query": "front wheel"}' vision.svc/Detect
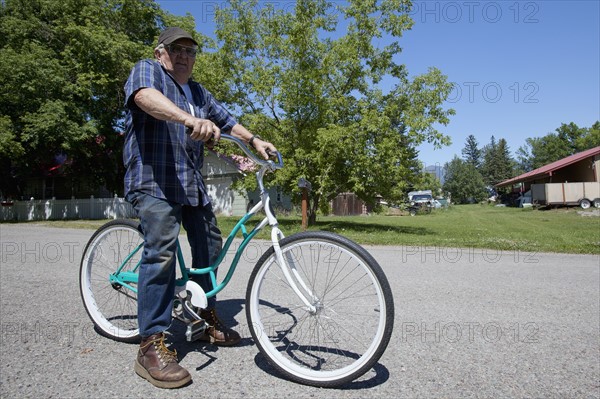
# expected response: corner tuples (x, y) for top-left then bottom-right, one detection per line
(79, 219), (142, 343)
(246, 231), (394, 387)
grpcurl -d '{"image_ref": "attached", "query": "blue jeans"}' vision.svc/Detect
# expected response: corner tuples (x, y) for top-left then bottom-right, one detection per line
(126, 191), (222, 337)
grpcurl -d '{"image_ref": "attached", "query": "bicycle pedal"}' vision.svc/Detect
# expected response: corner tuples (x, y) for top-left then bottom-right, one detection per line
(185, 319), (207, 342)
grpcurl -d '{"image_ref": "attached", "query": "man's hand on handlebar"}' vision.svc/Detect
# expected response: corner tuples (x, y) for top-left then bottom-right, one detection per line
(186, 118), (221, 144)
(252, 137), (277, 160)
(185, 121), (276, 159)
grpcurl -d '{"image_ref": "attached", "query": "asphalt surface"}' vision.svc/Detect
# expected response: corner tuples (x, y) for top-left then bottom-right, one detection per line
(1, 223), (599, 398)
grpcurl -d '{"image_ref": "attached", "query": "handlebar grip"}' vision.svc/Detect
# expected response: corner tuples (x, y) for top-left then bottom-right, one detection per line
(184, 130), (282, 169)
(220, 134), (283, 169)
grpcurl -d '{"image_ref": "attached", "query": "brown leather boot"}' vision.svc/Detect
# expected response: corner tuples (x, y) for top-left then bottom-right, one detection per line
(134, 333), (191, 389)
(199, 308), (241, 346)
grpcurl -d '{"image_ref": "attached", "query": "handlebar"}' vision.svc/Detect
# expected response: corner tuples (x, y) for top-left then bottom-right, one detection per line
(219, 134), (283, 170)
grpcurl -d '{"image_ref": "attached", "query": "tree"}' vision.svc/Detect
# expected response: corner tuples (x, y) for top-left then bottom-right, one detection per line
(410, 165), (442, 197)
(202, 0), (455, 224)
(0, 0), (192, 198)
(461, 134), (481, 169)
(515, 144), (533, 174)
(516, 121), (600, 172)
(556, 122), (587, 154)
(517, 135), (565, 171)
(575, 121), (600, 150)
(442, 156), (487, 204)
(481, 136), (515, 187)
(491, 138), (514, 185)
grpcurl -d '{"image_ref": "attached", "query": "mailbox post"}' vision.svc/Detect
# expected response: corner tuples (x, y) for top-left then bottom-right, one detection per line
(297, 178), (312, 230)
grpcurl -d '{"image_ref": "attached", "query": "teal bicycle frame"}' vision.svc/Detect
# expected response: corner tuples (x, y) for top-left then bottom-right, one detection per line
(108, 201), (269, 295)
(108, 134), (317, 312)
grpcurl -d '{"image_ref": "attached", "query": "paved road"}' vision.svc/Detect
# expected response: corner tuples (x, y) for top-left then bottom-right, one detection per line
(1, 224), (599, 398)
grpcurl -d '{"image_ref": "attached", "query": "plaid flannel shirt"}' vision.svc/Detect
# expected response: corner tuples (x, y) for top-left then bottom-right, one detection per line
(123, 59), (237, 206)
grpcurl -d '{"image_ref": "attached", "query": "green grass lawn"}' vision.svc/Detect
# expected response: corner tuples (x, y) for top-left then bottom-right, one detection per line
(26, 204), (600, 254)
(218, 204), (600, 254)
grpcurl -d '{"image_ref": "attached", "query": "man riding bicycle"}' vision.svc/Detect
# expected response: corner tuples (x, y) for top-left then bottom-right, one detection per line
(123, 26), (276, 389)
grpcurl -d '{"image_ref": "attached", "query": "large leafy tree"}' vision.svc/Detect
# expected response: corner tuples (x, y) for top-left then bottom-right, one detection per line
(442, 156), (487, 204)
(202, 0), (454, 223)
(575, 121), (600, 150)
(516, 121), (600, 172)
(0, 0), (192, 199)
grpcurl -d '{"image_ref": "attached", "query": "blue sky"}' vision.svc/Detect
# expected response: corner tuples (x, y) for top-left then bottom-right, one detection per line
(156, 0), (600, 169)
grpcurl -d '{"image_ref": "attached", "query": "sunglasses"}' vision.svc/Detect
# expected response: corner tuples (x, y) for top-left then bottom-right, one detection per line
(166, 43), (198, 58)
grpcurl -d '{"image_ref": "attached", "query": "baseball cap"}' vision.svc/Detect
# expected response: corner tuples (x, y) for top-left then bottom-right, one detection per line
(157, 27), (198, 46)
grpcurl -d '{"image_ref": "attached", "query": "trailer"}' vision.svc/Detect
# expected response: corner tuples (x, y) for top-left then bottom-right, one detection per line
(531, 182), (600, 209)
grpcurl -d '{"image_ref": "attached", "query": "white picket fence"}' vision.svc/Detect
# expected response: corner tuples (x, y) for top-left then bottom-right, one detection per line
(0, 184), (249, 222)
(0, 196), (136, 222)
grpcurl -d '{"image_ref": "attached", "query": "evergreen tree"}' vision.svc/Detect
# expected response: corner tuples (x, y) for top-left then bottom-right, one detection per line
(481, 136), (498, 187)
(480, 136), (515, 187)
(494, 138), (514, 184)
(461, 134), (481, 169)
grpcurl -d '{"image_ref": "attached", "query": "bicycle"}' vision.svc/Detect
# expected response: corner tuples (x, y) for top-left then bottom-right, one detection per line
(79, 134), (395, 388)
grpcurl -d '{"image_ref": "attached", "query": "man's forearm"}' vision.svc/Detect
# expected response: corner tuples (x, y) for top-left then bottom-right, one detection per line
(133, 87), (194, 127)
(230, 124), (254, 143)
(134, 87), (221, 142)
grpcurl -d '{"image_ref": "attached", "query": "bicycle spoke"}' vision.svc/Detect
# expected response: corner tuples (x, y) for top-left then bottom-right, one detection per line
(80, 221), (142, 342)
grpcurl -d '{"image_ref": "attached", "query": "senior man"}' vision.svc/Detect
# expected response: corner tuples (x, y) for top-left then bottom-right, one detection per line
(123, 27), (276, 388)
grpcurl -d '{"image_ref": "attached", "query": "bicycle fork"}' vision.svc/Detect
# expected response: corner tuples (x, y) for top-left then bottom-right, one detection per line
(258, 184), (319, 314)
(270, 228), (318, 314)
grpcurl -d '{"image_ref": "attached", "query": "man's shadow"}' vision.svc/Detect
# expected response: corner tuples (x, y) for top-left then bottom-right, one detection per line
(167, 298), (390, 389)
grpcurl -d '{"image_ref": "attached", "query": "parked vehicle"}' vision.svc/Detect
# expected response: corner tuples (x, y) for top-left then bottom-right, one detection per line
(407, 190), (434, 216)
(436, 198), (450, 208)
(408, 190), (433, 203)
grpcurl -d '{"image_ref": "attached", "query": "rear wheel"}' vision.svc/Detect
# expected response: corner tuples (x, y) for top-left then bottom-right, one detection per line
(246, 231), (394, 387)
(79, 219), (142, 342)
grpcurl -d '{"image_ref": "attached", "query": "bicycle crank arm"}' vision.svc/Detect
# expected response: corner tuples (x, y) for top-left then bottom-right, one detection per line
(174, 280), (208, 309)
